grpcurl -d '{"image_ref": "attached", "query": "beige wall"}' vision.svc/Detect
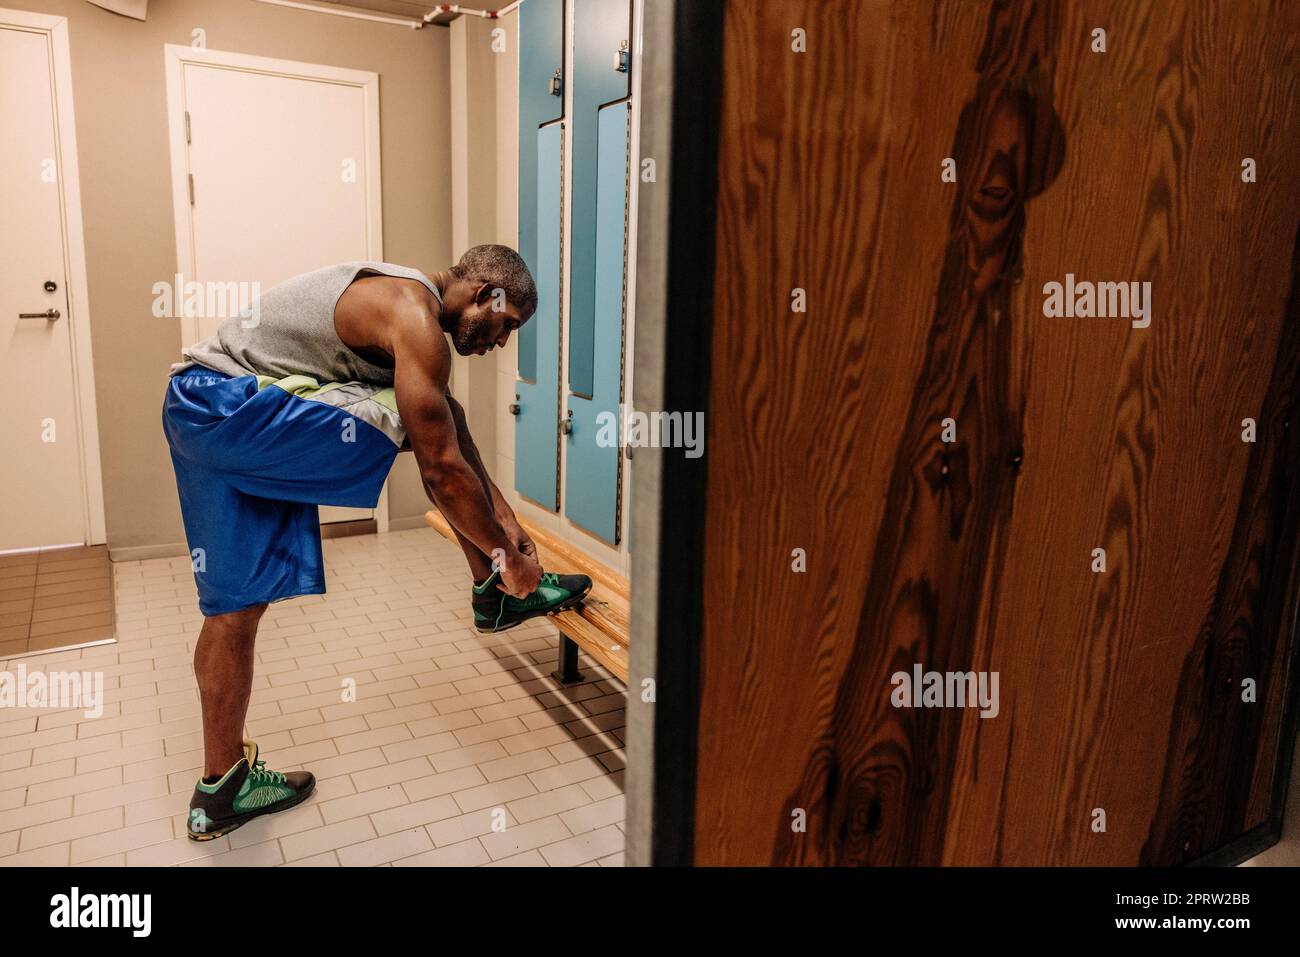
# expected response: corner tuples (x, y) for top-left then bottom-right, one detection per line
(16, 0), (452, 556)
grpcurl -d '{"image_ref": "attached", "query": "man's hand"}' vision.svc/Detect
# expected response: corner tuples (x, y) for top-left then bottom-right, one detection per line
(498, 547), (542, 598)
(500, 514), (537, 561)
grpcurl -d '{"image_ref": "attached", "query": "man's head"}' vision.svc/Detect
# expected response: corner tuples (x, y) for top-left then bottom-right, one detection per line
(439, 244), (537, 356)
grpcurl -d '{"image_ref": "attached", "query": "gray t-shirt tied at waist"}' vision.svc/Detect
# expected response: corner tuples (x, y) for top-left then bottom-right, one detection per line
(169, 261), (443, 387)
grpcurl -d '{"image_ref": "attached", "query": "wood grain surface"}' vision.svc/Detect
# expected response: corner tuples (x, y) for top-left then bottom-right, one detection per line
(695, 0), (1300, 865)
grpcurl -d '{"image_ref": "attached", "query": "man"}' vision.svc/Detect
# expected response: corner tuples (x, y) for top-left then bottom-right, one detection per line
(162, 246), (591, 841)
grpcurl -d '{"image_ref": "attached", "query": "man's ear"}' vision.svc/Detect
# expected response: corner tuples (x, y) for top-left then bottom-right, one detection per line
(474, 281), (493, 304)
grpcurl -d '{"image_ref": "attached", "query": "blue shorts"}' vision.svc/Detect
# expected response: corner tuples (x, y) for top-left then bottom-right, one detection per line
(162, 366), (405, 616)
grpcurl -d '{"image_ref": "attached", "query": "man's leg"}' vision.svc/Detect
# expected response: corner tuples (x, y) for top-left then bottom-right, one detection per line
(166, 371), (369, 838)
(195, 603), (267, 779)
(450, 524), (496, 581)
(186, 597), (315, 840)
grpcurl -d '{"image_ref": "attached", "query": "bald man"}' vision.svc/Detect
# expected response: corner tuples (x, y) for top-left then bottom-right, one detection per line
(163, 245), (591, 840)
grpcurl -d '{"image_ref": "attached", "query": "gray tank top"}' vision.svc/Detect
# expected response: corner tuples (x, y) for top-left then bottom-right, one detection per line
(170, 261), (442, 387)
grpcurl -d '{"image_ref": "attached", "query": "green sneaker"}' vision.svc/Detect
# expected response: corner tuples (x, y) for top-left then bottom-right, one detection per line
(472, 569), (593, 633)
(186, 740), (315, 841)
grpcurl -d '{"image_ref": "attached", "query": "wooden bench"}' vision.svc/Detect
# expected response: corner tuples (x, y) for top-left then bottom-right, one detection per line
(424, 509), (629, 685)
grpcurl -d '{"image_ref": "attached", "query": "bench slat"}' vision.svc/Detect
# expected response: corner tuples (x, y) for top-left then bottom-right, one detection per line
(551, 609), (628, 681)
(575, 594), (628, 642)
(515, 516), (630, 604)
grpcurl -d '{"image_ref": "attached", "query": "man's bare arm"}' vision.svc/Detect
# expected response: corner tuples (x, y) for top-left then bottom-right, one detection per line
(445, 394), (535, 560)
(445, 393), (512, 521)
(390, 304), (540, 595)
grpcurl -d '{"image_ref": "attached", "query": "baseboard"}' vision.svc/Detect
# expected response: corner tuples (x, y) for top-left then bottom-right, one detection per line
(320, 519), (377, 540)
(385, 514), (433, 532)
(108, 542), (188, 562)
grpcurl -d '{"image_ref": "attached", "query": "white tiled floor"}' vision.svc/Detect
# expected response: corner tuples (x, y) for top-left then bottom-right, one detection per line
(0, 529), (626, 867)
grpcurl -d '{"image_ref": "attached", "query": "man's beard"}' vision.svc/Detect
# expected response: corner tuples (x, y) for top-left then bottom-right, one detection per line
(451, 310), (488, 355)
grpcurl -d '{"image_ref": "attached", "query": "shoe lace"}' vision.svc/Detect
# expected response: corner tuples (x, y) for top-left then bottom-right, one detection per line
(488, 573), (561, 630)
(248, 758), (286, 787)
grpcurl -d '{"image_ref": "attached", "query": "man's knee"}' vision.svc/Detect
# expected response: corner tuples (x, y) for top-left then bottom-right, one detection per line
(204, 602), (269, 636)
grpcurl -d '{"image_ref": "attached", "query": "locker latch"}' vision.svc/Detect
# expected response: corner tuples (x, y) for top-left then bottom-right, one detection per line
(549, 69), (562, 97)
(508, 395), (520, 415)
(613, 40), (629, 73)
(561, 409), (573, 435)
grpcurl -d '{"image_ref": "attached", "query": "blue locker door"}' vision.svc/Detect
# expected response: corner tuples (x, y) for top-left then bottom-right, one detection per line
(564, 102), (628, 543)
(516, 0), (564, 384)
(568, 0), (632, 398)
(515, 123), (564, 510)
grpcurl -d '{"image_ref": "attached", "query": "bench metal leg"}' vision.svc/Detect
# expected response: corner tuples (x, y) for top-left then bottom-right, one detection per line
(551, 632), (584, 685)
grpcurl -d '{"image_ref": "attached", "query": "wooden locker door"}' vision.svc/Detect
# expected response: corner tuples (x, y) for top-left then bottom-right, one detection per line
(692, 0), (1300, 866)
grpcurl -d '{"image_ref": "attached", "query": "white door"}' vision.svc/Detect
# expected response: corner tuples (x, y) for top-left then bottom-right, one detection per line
(166, 47), (383, 525)
(0, 20), (89, 550)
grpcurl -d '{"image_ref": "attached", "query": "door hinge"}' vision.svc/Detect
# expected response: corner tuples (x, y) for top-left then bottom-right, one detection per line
(184, 110), (191, 144)
(188, 173), (195, 206)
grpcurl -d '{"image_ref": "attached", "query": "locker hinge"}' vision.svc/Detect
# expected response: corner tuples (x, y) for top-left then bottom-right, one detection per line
(184, 110), (191, 144)
(188, 173), (195, 206)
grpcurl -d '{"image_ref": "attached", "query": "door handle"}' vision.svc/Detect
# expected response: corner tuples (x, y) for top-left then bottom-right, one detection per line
(19, 309), (60, 321)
